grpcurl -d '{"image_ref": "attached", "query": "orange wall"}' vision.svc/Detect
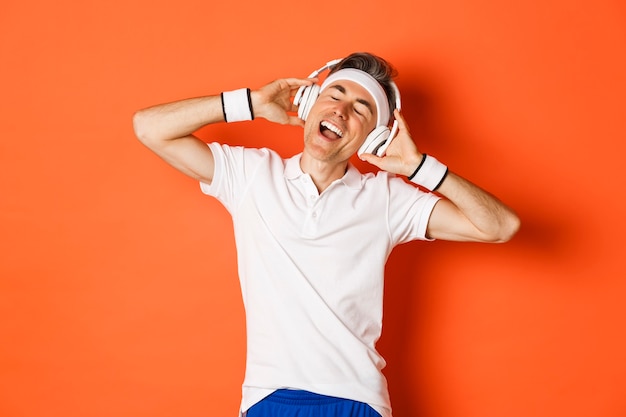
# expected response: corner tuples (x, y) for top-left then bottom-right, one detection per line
(1, 1), (625, 416)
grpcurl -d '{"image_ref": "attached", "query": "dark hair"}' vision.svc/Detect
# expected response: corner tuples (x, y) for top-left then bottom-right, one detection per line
(329, 52), (398, 119)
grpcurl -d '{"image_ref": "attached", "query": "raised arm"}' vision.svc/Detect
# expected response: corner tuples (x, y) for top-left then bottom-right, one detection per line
(360, 110), (520, 243)
(133, 96), (222, 183)
(133, 78), (314, 184)
(423, 172), (520, 242)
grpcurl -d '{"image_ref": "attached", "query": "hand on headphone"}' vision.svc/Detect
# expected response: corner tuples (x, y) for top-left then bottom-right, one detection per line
(250, 78), (317, 127)
(359, 110), (424, 177)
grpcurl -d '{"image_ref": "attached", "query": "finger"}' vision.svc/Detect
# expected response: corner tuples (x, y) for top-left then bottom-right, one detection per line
(359, 152), (383, 167)
(290, 79), (317, 97)
(283, 77), (318, 88)
(394, 109), (409, 133)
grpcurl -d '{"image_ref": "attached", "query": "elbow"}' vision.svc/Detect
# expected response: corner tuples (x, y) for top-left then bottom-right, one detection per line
(132, 109), (155, 146)
(493, 212), (521, 243)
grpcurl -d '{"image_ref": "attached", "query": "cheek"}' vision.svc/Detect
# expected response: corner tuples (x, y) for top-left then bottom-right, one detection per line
(303, 118), (319, 140)
(355, 119), (376, 141)
(364, 117), (377, 133)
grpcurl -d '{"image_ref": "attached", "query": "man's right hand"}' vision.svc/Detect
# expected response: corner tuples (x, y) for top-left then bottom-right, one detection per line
(251, 78), (316, 127)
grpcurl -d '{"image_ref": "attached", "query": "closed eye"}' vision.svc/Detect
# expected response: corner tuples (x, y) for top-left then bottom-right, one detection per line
(325, 84), (373, 119)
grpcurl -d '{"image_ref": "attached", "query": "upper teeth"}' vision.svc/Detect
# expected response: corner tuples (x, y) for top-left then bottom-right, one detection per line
(321, 121), (343, 138)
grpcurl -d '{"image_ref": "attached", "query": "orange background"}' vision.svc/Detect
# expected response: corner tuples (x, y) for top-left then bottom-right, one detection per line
(1, 1), (625, 416)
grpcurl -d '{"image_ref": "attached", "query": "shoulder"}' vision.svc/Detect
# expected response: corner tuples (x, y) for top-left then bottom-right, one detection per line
(358, 168), (414, 192)
(362, 169), (440, 210)
(209, 142), (277, 160)
(209, 143), (289, 172)
(201, 144), (286, 199)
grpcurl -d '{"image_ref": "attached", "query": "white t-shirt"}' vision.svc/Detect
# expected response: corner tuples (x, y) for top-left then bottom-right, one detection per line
(201, 143), (440, 417)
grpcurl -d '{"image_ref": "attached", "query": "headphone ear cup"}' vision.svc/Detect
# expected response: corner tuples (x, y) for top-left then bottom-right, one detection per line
(358, 126), (390, 157)
(298, 84), (320, 121)
(373, 120), (399, 157)
(294, 85), (307, 108)
(295, 85), (310, 120)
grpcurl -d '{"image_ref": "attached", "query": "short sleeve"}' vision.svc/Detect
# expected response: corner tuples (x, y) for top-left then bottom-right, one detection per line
(199, 143), (271, 214)
(387, 177), (441, 243)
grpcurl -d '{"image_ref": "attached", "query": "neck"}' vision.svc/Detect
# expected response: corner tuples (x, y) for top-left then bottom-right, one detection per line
(300, 152), (349, 193)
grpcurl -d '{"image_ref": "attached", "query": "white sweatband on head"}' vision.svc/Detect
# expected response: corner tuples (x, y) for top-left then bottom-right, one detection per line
(221, 88), (254, 123)
(408, 154), (449, 191)
(320, 68), (390, 127)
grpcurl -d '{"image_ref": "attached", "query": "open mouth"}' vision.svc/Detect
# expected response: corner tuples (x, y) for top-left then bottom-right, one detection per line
(320, 120), (344, 140)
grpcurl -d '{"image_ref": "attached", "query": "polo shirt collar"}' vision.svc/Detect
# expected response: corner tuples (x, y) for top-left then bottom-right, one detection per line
(285, 153), (363, 190)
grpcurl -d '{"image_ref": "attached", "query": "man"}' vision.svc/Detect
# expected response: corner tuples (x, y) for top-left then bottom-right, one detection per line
(133, 52), (520, 417)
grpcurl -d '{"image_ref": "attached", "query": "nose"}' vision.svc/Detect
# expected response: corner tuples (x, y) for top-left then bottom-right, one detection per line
(332, 101), (349, 119)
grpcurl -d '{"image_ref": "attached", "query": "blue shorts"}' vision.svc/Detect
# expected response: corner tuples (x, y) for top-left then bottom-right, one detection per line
(245, 389), (381, 417)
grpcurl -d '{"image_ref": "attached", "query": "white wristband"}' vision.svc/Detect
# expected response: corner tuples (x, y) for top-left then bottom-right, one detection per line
(221, 88), (254, 122)
(408, 154), (449, 191)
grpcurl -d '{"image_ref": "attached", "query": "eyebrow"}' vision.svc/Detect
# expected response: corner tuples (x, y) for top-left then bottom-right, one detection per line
(330, 84), (374, 115)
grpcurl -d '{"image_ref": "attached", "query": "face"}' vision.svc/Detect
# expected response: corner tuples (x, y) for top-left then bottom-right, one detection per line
(302, 80), (378, 165)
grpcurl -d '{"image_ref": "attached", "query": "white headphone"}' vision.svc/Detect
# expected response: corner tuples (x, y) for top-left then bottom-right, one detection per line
(294, 58), (402, 157)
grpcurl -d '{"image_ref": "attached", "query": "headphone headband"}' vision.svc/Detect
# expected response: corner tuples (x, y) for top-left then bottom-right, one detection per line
(306, 59), (342, 78)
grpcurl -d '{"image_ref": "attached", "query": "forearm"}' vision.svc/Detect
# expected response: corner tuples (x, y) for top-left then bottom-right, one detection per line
(133, 76), (312, 147)
(133, 95), (224, 146)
